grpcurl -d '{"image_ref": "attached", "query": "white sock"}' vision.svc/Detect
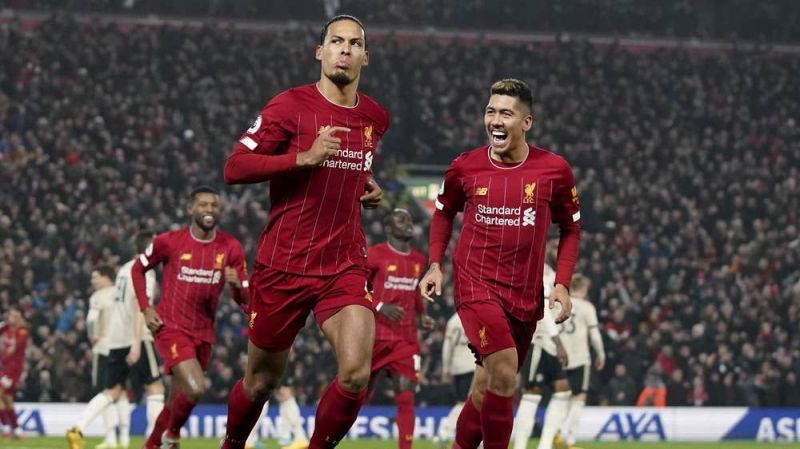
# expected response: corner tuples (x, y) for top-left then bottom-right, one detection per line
(513, 394), (541, 449)
(281, 396), (307, 441)
(563, 398), (584, 445)
(117, 395), (131, 447)
(537, 391), (570, 449)
(246, 401), (269, 447)
(146, 394), (165, 436)
(78, 392), (114, 431)
(102, 403), (118, 446)
(439, 401), (464, 440)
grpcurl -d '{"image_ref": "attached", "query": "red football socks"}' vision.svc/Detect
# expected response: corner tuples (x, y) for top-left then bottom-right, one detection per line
(145, 406), (171, 449)
(453, 395), (483, 449)
(221, 379), (269, 449)
(480, 390), (514, 449)
(394, 390), (415, 449)
(309, 378), (366, 449)
(167, 392), (196, 435)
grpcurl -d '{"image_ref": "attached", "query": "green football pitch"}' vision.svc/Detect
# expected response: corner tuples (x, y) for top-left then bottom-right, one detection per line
(0, 437), (797, 449)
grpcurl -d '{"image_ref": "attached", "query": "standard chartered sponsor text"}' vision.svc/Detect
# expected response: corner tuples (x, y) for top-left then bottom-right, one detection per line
(384, 276), (420, 291)
(321, 148), (372, 171)
(474, 204), (536, 227)
(177, 266), (221, 284)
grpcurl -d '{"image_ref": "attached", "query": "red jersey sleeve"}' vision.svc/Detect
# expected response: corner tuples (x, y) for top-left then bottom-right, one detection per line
(551, 162), (581, 287)
(429, 156), (466, 264)
(132, 233), (171, 311)
(224, 93), (298, 184)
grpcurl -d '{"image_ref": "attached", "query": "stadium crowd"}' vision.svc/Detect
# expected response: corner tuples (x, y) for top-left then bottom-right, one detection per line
(1, 13), (799, 407)
(3, 0), (800, 42)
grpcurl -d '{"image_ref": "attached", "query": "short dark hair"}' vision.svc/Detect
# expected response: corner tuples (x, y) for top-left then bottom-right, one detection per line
(383, 208), (411, 226)
(490, 78), (533, 113)
(93, 264), (116, 281)
(319, 14), (367, 49)
(133, 231), (154, 254)
(190, 185), (219, 201)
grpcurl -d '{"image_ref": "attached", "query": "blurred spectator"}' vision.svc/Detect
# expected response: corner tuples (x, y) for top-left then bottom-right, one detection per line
(605, 364), (637, 406)
(636, 365), (666, 407)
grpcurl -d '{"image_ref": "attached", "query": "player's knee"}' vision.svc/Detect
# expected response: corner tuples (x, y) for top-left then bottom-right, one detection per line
(487, 366), (517, 395)
(146, 380), (165, 395)
(183, 380), (207, 401)
(338, 365), (370, 392)
(247, 373), (279, 400)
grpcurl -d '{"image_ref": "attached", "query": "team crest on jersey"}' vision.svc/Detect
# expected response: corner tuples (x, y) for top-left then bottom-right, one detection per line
(479, 326), (489, 348)
(170, 343), (179, 359)
(180, 253), (192, 261)
(364, 124), (373, 148)
(475, 186), (488, 196)
(413, 263), (421, 276)
(571, 186), (580, 206)
(249, 311), (257, 329)
(523, 182), (537, 204)
(387, 264), (397, 272)
(214, 253), (225, 269)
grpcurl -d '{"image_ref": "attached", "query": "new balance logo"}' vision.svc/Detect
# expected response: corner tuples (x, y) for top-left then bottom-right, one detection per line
(522, 207), (536, 227)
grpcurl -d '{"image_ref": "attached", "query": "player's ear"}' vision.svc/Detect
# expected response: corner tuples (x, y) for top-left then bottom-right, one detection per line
(523, 114), (533, 132)
(316, 45), (323, 61)
(362, 50), (369, 66)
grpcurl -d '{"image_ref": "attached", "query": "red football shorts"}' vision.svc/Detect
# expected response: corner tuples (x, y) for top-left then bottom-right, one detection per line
(248, 263), (374, 352)
(370, 339), (420, 381)
(154, 326), (212, 375)
(457, 299), (537, 370)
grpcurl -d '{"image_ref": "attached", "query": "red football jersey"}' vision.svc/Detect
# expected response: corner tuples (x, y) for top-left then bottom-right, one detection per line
(230, 83), (390, 275)
(0, 324), (28, 381)
(434, 145), (581, 322)
(136, 228), (246, 343)
(367, 243), (426, 345)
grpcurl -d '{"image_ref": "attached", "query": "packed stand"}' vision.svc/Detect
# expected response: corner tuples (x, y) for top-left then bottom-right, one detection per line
(1, 14), (799, 406)
(3, 0), (800, 43)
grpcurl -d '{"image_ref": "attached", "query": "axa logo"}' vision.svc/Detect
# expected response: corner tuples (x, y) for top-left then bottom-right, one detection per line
(595, 412), (666, 441)
(522, 208), (536, 226)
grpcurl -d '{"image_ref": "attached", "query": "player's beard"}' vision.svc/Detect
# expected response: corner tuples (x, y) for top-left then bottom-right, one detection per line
(195, 215), (217, 232)
(327, 71), (353, 86)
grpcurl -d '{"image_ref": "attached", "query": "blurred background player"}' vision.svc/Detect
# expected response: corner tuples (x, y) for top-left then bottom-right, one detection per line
(0, 308), (28, 438)
(129, 186), (249, 449)
(276, 384), (309, 449)
(555, 274), (605, 449)
(420, 78), (580, 449)
(66, 265), (120, 449)
(220, 14), (389, 449)
(116, 231), (165, 438)
(367, 208), (434, 449)
(513, 257), (572, 449)
(433, 312), (475, 448)
(514, 304), (571, 449)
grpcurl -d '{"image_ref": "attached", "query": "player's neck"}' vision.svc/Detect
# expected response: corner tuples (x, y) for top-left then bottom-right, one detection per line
(490, 144), (529, 164)
(316, 79), (359, 107)
(190, 224), (216, 242)
(387, 238), (410, 254)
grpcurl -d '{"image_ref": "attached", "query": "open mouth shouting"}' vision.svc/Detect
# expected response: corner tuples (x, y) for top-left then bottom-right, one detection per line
(491, 129), (508, 146)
